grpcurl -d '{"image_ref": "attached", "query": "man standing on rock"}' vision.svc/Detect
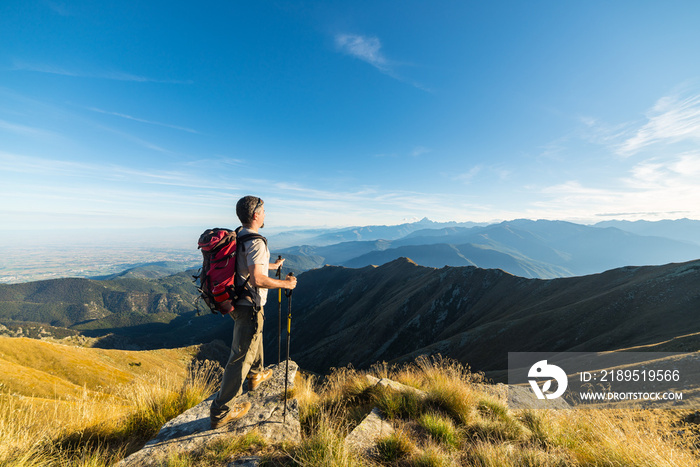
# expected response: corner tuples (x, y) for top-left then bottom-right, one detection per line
(210, 195), (297, 429)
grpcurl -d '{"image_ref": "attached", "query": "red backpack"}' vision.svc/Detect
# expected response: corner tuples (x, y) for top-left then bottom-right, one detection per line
(195, 227), (265, 315)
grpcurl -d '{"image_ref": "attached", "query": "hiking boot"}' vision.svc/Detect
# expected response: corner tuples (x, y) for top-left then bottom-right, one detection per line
(210, 401), (251, 429)
(247, 369), (273, 390)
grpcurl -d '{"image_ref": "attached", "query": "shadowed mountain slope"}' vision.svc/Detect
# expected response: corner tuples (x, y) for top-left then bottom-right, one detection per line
(268, 258), (700, 374)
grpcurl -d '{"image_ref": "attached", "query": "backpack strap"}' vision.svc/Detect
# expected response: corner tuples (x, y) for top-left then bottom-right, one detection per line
(233, 230), (268, 306)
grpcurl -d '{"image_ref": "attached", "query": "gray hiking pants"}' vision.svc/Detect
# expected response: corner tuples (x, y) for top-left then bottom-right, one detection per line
(210, 304), (264, 422)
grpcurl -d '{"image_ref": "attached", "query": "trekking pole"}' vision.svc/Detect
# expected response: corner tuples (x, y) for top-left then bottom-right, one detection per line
(276, 255), (282, 364)
(283, 272), (294, 423)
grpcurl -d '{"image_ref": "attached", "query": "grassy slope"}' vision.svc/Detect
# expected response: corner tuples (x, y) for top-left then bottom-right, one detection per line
(0, 336), (221, 466)
(0, 336), (197, 399)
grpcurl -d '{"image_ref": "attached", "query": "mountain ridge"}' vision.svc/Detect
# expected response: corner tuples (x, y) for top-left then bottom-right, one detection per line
(270, 257), (700, 375)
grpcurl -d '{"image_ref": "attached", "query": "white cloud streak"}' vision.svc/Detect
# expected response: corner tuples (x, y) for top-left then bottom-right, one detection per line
(533, 151), (700, 221)
(1, 150), (490, 230)
(335, 34), (388, 71)
(618, 91), (700, 156)
(11, 61), (192, 84)
(453, 165), (483, 184)
(87, 107), (199, 134)
(334, 33), (430, 92)
(0, 119), (60, 139)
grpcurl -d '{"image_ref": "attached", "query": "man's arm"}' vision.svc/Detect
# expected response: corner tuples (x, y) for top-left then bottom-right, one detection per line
(249, 264), (296, 290)
(269, 257), (285, 271)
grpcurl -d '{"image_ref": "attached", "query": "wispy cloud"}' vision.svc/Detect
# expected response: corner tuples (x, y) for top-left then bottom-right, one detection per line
(335, 34), (388, 71)
(45, 1), (72, 17)
(375, 146), (432, 159)
(450, 163), (512, 185)
(618, 91), (700, 156)
(532, 151), (700, 221)
(263, 181), (479, 227)
(87, 107), (199, 134)
(623, 152), (700, 190)
(1, 151), (480, 229)
(0, 119), (59, 139)
(411, 146), (432, 157)
(454, 165), (483, 184)
(11, 60), (192, 84)
(334, 33), (430, 91)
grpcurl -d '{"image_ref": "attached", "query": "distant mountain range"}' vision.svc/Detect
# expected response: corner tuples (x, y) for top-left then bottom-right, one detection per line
(267, 217), (485, 248)
(278, 219), (700, 278)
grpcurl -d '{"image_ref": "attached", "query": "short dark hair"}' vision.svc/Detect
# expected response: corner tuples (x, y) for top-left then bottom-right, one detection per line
(236, 196), (264, 225)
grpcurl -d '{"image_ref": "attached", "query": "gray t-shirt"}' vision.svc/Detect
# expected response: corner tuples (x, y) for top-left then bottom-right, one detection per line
(235, 227), (270, 308)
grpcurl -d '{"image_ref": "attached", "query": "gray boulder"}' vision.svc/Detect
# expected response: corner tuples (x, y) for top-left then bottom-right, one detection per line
(118, 361), (301, 466)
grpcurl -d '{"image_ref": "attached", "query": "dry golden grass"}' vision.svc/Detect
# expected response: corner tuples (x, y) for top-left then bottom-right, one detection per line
(291, 356), (700, 467)
(0, 338), (220, 466)
(3, 343), (700, 467)
(0, 337), (195, 399)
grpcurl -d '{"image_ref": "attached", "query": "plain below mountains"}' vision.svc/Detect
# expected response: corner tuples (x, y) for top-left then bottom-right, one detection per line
(278, 219), (700, 279)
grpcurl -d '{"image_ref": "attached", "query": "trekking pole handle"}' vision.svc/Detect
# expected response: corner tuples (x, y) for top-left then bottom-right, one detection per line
(285, 272), (294, 297)
(277, 255), (282, 299)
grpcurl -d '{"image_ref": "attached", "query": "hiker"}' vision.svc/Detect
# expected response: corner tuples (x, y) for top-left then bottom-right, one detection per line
(210, 195), (297, 429)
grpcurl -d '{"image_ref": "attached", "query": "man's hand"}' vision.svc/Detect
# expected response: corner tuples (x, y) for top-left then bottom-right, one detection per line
(249, 264), (297, 290)
(271, 257), (285, 270)
(285, 273), (297, 290)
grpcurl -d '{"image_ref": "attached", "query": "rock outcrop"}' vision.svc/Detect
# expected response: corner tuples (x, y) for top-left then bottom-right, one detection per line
(345, 407), (394, 455)
(344, 375), (426, 455)
(118, 361), (301, 466)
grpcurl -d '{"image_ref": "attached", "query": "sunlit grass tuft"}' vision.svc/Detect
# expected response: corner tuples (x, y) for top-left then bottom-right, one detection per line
(375, 430), (418, 463)
(288, 411), (365, 467)
(418, 412), (460, 450)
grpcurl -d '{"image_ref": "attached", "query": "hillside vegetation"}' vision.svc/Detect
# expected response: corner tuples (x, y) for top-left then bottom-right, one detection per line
(282, 356), (700, 466)
(0, 271), (237, 350)
(3, 346), (699, 466)
(0, 336), (197, 400)
(0, 336), (220, 466)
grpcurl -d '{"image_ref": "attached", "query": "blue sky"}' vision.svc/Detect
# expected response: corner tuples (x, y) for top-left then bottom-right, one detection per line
(2, 1), (700, 238)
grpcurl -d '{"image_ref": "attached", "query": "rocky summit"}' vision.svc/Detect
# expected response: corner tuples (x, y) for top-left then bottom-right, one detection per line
(118, 361), (301, 467)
